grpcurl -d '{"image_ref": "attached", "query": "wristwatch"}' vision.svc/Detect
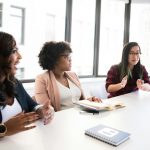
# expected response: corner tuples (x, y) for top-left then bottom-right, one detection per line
(0, 123), (7, 137)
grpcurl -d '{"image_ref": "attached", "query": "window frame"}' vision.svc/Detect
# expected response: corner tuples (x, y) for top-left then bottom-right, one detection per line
(10, 5), (25, 45)
(0, 3), (3, 27)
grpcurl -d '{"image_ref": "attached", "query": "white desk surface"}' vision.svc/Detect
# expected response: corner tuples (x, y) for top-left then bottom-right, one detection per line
(1, 90), (150, 150)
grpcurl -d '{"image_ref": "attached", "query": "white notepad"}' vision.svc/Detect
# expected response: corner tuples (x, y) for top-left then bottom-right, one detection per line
(85, 124), (130, 146)
(76, 99), (125, 111)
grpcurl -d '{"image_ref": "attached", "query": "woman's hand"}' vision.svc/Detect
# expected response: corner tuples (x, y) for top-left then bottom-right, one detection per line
(4, 112), (39, 136)
(87, 96), (102, 102)
(36, 101), (54, 125)
(120, 75), (128, 88)
(136, 79), (144, 89)
(137, 79), (150, 91)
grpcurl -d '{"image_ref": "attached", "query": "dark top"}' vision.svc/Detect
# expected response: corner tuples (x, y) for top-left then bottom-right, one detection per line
(106, 65), (150, 98)
(0, 79), (38, 122)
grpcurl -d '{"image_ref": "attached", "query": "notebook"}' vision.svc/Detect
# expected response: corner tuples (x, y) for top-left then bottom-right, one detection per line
(76, 99), (125, 111)
(85, 124), (130, 146)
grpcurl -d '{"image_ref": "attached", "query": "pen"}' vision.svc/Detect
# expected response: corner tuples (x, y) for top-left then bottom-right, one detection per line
(79, 110), (99, 115)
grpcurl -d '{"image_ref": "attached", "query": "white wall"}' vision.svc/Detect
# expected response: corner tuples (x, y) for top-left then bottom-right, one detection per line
(79, 78), (108, 99)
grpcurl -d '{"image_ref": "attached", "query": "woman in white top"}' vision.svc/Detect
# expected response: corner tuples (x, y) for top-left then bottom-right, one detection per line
(35, 41), (101, 111)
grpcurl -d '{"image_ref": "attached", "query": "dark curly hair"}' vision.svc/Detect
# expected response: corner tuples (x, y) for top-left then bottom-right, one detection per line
(0, 31), (16, 107)
(38, 41), (72, 70)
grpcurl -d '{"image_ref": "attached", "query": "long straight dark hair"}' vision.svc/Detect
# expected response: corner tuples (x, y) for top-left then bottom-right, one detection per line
(118, 42), (142, 81)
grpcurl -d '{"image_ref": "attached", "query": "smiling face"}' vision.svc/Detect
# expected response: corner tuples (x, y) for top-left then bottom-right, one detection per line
(0, 32), (22, 102)
(0, 32), (22, 80)
(9, 46), (22, 75)
(128, 46), (140, 68)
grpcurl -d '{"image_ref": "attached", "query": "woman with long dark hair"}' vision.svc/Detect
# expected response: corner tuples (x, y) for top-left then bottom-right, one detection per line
(106, 42), (150, 98)
(0, 31), (54, 137)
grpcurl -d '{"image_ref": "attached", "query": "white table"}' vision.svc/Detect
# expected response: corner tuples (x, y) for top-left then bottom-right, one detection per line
(1, 90), (150, 150)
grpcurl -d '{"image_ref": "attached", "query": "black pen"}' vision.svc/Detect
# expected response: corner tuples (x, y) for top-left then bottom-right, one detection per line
(79, 110), (99, 115)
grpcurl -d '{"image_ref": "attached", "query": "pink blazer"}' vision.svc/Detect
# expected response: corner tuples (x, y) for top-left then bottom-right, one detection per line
(34, 71), (85, 111)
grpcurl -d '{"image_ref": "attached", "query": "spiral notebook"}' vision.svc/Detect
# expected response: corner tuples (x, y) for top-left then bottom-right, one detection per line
(85, 124), (130, 146)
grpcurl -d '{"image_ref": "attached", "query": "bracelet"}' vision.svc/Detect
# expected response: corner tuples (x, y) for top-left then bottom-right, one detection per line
(33, 104), (43, 112)
(0, 123), (7, 137)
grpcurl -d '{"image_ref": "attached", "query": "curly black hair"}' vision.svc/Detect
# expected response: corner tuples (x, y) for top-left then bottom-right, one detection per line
(38, 41), (72, 70)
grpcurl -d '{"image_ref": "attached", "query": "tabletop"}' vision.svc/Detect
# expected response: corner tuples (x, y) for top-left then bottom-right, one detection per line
(1, 90), (150, 150)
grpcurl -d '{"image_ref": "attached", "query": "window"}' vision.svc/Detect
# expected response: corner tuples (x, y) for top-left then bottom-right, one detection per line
(0, 3), (2, 27)
(1, 0), (130, 80)
(71, 0), (96, 76)
(16, 67), (25, 79)
(45, 0), (66, 41)
(10, 6), (25, 45)
(130, 2), (150, 74)
(98, 0), (125, 75)
(8, 0), (66, 80)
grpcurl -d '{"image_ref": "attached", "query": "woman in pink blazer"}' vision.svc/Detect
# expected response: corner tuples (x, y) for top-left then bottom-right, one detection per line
(34, 41), (101, 111)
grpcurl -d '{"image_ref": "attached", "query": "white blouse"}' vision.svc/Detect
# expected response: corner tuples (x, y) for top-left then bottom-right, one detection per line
(1, 98), (22, 123)
(57, 78), (81, 110)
